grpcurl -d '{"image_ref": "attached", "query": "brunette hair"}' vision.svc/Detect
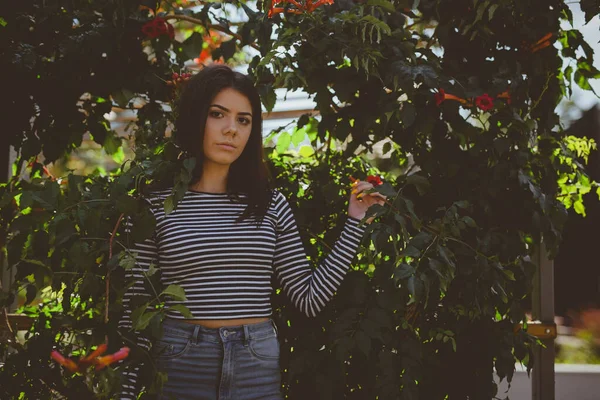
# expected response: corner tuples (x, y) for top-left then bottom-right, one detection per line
(173, 64), (272, 223)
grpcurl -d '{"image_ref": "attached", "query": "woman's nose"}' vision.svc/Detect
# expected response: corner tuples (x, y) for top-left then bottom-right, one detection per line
(223, 118), (237, 135)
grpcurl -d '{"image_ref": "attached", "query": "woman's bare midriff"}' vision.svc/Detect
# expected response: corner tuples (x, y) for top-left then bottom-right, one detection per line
(183, 317), (270, 329)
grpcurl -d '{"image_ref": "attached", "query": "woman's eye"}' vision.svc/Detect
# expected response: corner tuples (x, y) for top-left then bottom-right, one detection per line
(209, 111), (222, 118)
(238, 118), (251, 125)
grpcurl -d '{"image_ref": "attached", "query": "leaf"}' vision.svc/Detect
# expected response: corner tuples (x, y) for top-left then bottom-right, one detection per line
(276, 132), (292, 153)
(366, 0), (395, 12)
(409, 231), (432, 249)
(129, 208), (156, 243)
(103, 131), (122, 155)
(291, 128), (306, 147)
(119, 253), (136, 270)
(297, 114), (310, 129)
(437, 245), (456, 269)
(400, 246), (420, 258)
(382, 141), (391, 154)
(455, 200), (469, 209)
(429, 259), (445, 279)
(394, 263), (414, 282)
(219, 39), (237, 61)
(147, 262), (158, 277)
(116, 194), (138, 214)
(258, 84), (277, 112)
(407, 275), (424, 303)
(400, 102), (416, 127)
(502, 269), (516, 281)
(112, 89), (134, 108)
(368, 307), (391, 328)
(359, 15), (391, 43)
(488, 4), (499, 20)
(133, 310), (159, 331)
(299, 146), (314, 158)
(580, 0), (600, 23)
(573, 199), (586, 216)
(406, 174), (430, 195)
(354, 330), (371, 357)
(461, 216), (477, 228)
(164, 196), (175, 215)
(182, 32), (205, 60)
(183, 158), (196, 174)
(161, 284), (187, 301)
(169, 304), (193, 318)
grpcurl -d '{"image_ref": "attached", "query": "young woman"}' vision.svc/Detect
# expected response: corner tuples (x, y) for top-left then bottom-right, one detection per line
(118, 64), (385, 400)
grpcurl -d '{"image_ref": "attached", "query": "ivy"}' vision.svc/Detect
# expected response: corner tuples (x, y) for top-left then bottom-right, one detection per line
(0, 1), (599, 399)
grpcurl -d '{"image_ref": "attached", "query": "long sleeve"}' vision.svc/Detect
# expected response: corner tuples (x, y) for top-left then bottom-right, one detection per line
(272, 191), (367, 317)
(118, 198), (158, 400)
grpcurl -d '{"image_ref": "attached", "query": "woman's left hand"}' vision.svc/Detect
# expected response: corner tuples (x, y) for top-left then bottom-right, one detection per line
(348, 179), (387, 224)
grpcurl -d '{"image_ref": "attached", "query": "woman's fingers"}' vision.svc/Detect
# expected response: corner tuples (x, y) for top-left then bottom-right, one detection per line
(356, 188), (386, 201)
(351, 181), (374, 194)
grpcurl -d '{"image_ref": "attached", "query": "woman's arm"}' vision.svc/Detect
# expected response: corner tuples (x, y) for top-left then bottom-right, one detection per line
(272, 191), (367, 317)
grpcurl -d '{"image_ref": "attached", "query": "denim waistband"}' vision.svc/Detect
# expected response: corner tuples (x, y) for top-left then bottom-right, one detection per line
(160, 318), (278, 344)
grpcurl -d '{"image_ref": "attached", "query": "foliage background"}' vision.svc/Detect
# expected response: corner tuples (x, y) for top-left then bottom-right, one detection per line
(1, 0), (600, 399)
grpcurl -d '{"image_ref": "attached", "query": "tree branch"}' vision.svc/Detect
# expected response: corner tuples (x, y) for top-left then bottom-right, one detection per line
(105, 213), (125, 326)
(164, 15), (261, 51)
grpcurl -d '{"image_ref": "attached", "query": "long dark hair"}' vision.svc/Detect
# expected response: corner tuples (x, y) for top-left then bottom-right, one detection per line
(173, 64), (272, 223)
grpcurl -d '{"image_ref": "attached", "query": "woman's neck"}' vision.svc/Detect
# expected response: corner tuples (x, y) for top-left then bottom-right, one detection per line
(190, 163), (229, 193)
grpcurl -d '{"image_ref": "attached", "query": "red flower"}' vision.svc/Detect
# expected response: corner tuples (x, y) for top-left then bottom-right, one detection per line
(95, 347), (130, 371)
(193, 31), (224, 65)
(434, 89), (469, 106)
(51, 351), (79, 373)
(268, 0), (333, 18)
(306, 0), (335, 12)
(367, 175), (383, 186)
(78, 343), (108, 368)
(496, 90), (511, 105)
(194, 49), (211, 64)
(50, 344), (130, 373)
(434, 89), (446, 106)
(475, 93), (494, 111)
(525, 32), (553, 53)
(142, 17), (174, 39)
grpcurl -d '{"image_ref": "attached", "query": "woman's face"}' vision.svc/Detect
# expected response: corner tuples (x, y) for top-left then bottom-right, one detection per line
(202, 87), (253, 169)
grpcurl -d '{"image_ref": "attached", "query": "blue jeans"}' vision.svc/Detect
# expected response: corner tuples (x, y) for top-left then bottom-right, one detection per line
(152, 318), (283, 400)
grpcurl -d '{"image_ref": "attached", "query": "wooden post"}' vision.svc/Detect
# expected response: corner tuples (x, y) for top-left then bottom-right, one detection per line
(531, 242), (555, 400)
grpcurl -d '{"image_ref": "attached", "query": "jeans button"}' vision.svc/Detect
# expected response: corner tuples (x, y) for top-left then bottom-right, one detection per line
(223, 330), (229, 337)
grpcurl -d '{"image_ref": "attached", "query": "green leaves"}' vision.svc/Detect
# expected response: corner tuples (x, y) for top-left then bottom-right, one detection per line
(366, 0), (395, 12)
(276, 132), (292, 154)
(580, 0), (600, 23)
(161, 284), (187, 301)
(131, 303), (158, 331)
(394, 263), (415, 283)
(181, 32), (206, 59)
(359, 15), (392, 44)
(168, 304), (193, 318)
(2, 1), (598, 399)
(258, 84), (277, 112)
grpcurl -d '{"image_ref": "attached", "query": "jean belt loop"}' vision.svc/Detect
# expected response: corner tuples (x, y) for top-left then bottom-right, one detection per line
(192, 325), (201, 344)
(271, 319), (279, 336)
(243, 324), (250, 347)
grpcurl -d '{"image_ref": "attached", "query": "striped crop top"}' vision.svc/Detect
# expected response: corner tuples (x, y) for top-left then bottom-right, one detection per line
(117, 188), (366, 398)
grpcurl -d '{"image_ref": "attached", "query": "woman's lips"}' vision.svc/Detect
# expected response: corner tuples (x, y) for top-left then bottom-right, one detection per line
(217, 143), (236, 151)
